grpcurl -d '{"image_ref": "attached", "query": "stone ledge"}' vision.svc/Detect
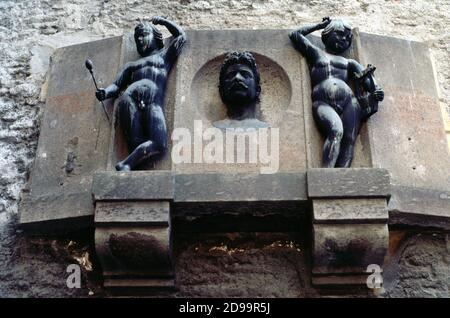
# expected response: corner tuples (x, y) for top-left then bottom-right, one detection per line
(92, 171), (174, 201)
(19, 190), (94, 230)
(307, 168), (391, 199)
(388, 185), (450, 230)
(92, 171), (308, 202)
(174, 172), (307, 202)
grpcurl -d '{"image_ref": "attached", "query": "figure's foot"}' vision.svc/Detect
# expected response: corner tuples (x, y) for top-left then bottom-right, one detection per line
(115, 162), (131, 171)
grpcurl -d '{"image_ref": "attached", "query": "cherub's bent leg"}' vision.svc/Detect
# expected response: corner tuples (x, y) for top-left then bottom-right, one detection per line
(335, 98), (362, 168)
(313, 101), (343, 168)
(115, 95), (146, 171)
(118, 94), (145, 151)
(144, 104), (167, 153)
(115, 104), (167, 171)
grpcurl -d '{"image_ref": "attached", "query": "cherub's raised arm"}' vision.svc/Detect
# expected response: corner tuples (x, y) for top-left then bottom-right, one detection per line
(152, 17), (187, 65)
(289, 17), (330, 63)
(152, 16), (185, 39)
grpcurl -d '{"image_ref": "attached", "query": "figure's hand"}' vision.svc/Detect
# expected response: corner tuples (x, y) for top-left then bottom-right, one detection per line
(96, 88), (106, 101)
(151, 16), (165, 25)
(371, 88), (384, 102)
(319, 17), (331, 28)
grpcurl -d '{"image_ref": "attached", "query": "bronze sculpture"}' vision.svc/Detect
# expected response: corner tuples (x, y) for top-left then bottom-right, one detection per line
(214, 51), (268, 129)
(290, 17), (384, 167)
(95, 17), (186, 171)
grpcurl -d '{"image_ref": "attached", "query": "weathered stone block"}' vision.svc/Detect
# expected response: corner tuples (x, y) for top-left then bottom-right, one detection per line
(95, 201), (169, 224)
(388, 185), (450, 230)
(313, 198), (388, 223)
(94, 200), (174, 290)
(92, 171), (174, 201)
(357, 32), (450, 227)
(47, 36), (123, 98)
(312, 223), (388, 275)
(95, 227), (173, 276)
(19, 37), (122, 230)
(307, 168), (391, 199)
(174, 172), (307, 202)
(19, 190), (93, 232)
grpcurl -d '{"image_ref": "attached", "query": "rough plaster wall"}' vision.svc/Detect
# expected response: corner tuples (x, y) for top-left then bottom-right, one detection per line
(383, 232), (450, 298)
(0, 0), (449, 297)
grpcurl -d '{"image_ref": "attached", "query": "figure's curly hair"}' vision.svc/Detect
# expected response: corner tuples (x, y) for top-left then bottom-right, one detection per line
(219, 51), (261, 101)
(321, 19), (352, 45)
(134, 22), (164, 49)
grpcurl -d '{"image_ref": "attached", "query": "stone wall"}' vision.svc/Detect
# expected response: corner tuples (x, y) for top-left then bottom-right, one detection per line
(383, 231), (450, 298)
(0, 0), (449, 297)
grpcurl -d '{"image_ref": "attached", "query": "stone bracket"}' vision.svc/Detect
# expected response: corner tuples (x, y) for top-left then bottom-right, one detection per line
(307, 168), (391, 199)
(94, 200), (174, 290)
(308, 168), (390, 288)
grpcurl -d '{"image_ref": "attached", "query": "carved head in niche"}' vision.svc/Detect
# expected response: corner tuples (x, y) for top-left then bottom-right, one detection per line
(134, 22), (164, 57)
(321, 19), (352, 54)
(219, 51), (261, 116)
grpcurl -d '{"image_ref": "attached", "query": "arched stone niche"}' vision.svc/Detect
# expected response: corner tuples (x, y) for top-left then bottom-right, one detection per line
(190, 52), (292, 128)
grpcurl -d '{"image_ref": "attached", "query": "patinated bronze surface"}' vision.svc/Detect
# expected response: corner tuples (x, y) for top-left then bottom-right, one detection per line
(214, 51), (268, 129)
(95, 17), (186, 171)
(290, 17), (384, 167)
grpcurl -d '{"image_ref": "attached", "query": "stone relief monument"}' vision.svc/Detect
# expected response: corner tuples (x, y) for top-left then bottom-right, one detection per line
(95, 17), (186, 171)
(213, 51), (268, 129)
(290, 17), (384, 168)
(17, 15), (450, 296)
